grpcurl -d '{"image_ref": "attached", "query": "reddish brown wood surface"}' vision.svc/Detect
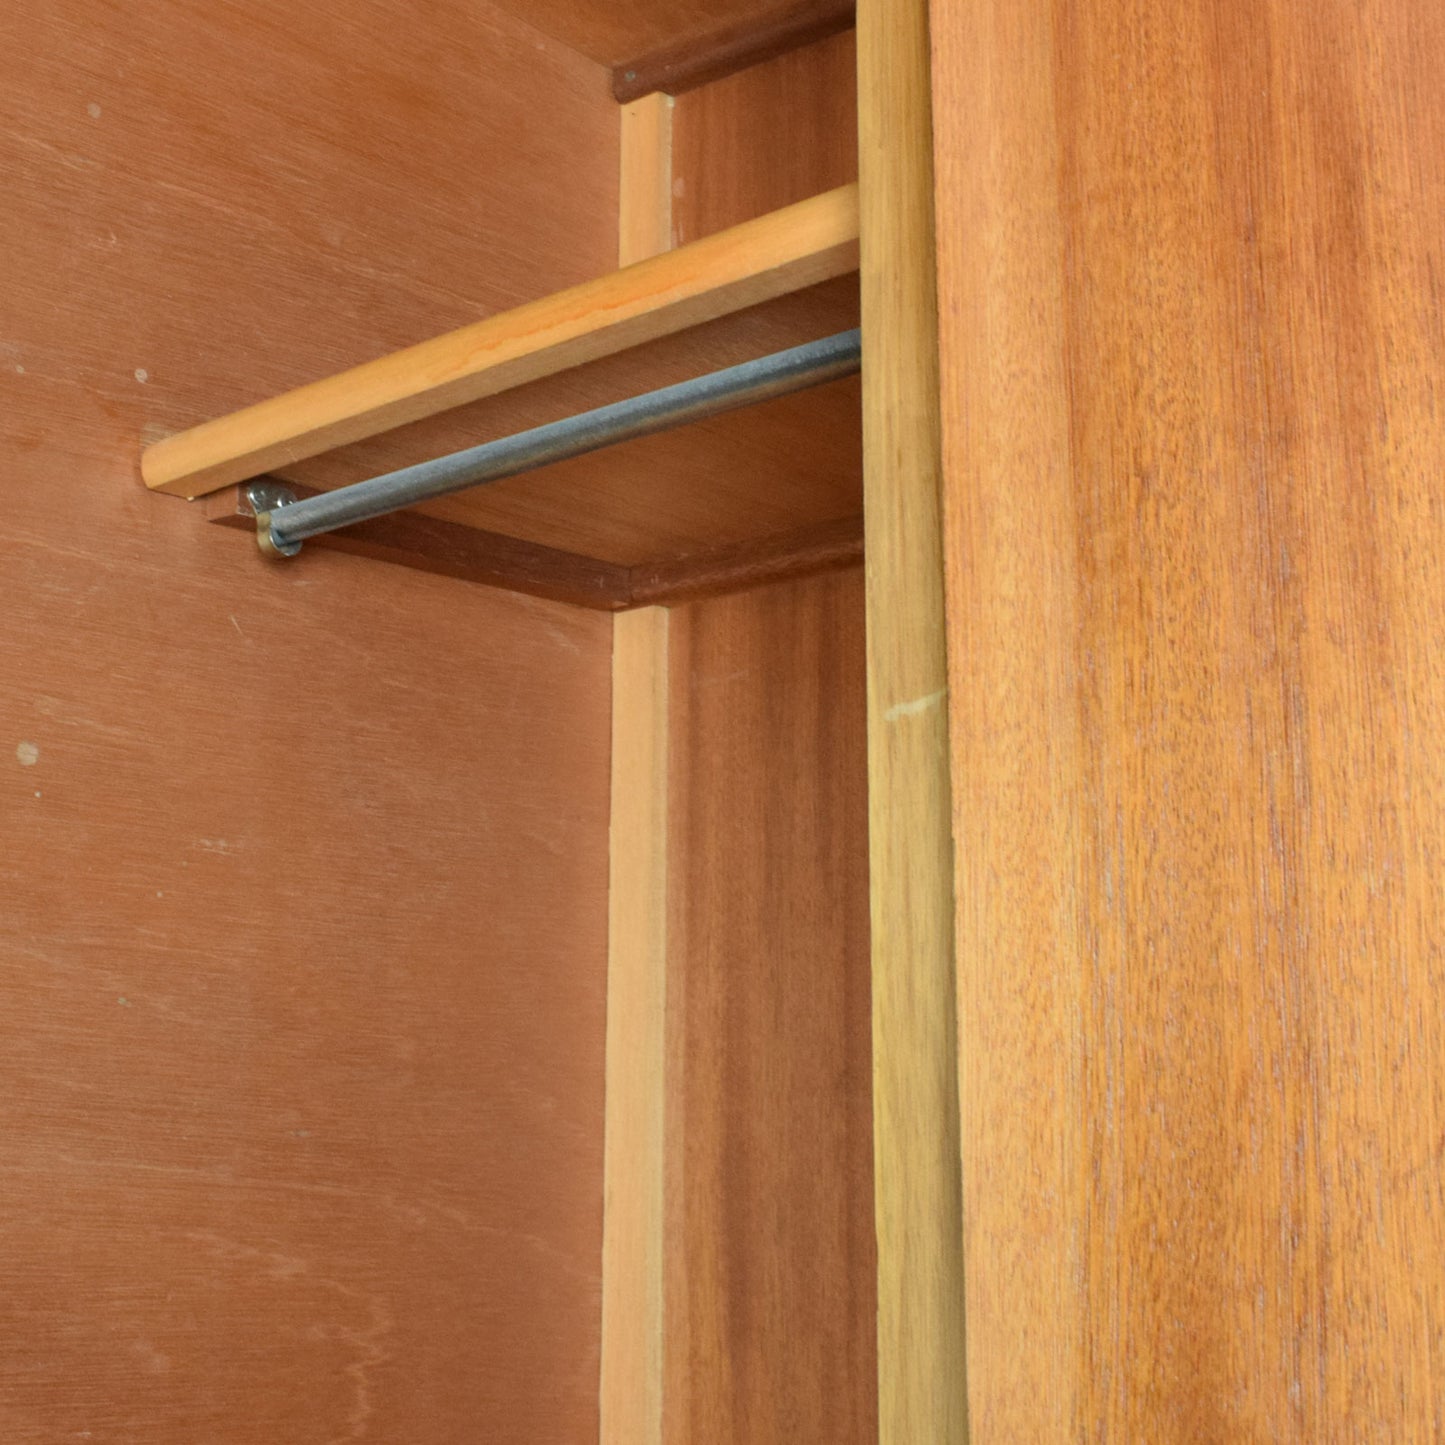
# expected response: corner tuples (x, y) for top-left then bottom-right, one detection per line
(1, 2), (617, 1439)
(37, 5), (616, 469)
(934, 0), (1445, 1435)
(663, 571), (877, 1444)
(671, 30), (858, 244)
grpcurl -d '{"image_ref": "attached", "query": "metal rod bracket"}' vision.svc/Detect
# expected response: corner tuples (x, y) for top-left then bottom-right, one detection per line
(248, 482), (302, 558)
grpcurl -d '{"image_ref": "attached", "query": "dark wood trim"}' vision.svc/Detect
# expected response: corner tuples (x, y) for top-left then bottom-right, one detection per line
(203, 485), (862, 611)
(202, 483), (633, 610)
(612, 0), (855, 104)
(627, 514), (863, 607)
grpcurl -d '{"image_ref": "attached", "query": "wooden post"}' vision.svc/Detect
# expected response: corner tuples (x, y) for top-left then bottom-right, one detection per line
(599, 91), (674, 1445)
(857, 0), (970, 1438)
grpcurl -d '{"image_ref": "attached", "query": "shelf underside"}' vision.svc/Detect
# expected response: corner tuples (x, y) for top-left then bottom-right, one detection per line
(269, 276), (860, 568)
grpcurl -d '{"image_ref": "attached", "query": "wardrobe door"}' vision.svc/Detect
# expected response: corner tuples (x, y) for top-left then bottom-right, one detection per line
(934, 0), (1445, 1436)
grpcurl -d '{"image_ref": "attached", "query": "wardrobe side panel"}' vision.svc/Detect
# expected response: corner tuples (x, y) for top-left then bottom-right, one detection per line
(670, 28), (858, 244)
(662, 571), (877, 1445)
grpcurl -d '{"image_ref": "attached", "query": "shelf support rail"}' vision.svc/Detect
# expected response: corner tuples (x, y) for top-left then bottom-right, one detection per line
(253, 329), (862, 558)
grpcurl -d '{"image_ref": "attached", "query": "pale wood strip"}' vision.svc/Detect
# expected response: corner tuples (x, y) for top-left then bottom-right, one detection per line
(600, 607), (670, 1445)
(856, 0), (970, 1439)
(619, 93), (675, 264)
(142, 184), (859, 498)
(598, 95), (675, 1445)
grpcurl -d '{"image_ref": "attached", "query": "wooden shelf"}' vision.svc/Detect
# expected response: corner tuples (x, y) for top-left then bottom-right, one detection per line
(145, 185), (863, 585)
(142, 184), (858, 487)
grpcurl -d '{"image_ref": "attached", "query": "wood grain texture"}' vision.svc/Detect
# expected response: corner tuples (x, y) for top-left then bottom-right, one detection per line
(856, 0), (969, 1439)
(611, 1), (854, 103)
(672, 29), (858, 245)
(1, 2), (617, 1439)
(143, 187), (861, 498)
(664, 571), (877, 1444)
(0, 525), (615, 1445)
(933, 0), (1445, 1435)
(488, 0), (850, 71)
(601, 609), (670, 1445)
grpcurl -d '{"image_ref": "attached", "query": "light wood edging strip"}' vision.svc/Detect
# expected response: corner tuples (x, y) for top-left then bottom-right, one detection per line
(142, 184), (859, 499)
(618, 94), (675, 264)
(600, 608), (670, 1445)
(599, 97), (674, 1445)
(858, 0), (969, 1439)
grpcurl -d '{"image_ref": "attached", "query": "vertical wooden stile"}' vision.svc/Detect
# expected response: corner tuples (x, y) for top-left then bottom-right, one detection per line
(856, 0), (971, 1438)
(619, 94), (676, 262)
(599, 90), (674, 1445)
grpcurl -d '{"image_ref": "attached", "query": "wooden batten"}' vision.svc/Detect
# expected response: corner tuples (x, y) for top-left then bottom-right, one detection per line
(612, 0), (855, 102)
(482, 0), (853, 78)
(618, 94), (675, 263)
(600, 97), (675, 1445)
(601, 609), (670, 1445)
(204, 479), (859, 609)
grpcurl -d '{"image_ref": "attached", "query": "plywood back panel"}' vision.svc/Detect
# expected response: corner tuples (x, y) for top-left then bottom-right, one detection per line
(663, 571), (876, 1444)
(0, 2), (618, 1438)
(12, 3), (618, 473)
(934, 0), (1445, 1434)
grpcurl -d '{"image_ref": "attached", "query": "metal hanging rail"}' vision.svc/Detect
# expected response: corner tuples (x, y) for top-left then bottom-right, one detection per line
(253, 328), (862, 558)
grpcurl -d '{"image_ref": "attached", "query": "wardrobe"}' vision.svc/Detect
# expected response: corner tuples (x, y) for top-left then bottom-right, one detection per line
(4, 0), (1441, 1439)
